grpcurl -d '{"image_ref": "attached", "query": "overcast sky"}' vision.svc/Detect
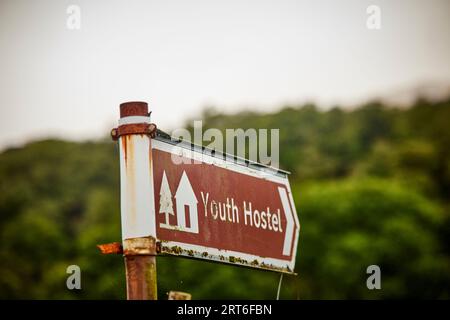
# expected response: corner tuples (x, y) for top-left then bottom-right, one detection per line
(0, 0), (449, 150)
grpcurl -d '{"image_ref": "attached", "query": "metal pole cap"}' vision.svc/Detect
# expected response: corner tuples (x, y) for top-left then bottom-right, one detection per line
(120, 101), (149, 118)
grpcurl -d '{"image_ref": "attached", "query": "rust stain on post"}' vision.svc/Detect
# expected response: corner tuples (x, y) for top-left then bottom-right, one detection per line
(121, 134), (128, 164)
(124, 236), (157, 300)
(123, 236), (156, 255)
(118, 123), (152, 136)
(124, 135), (136, 227)
(125, 255), (157, 300)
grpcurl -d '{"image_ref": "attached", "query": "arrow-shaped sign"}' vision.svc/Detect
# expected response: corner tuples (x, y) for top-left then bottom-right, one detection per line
(278, 186), (294, 256)
(151, 138), (300, 274)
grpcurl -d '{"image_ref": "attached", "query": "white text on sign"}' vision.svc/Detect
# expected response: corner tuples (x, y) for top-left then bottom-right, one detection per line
(200, 192), (283, 233)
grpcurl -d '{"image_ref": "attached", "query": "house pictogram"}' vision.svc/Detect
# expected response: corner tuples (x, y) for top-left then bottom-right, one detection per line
(159, 170), (199, 234)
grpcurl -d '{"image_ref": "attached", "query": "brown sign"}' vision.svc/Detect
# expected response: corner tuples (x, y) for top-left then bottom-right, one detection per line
(152, 137), (300, 273)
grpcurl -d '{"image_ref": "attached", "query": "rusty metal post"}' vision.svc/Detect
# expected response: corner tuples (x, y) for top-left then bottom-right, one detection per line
(123, 237), (157, 300)
(113, 101), (158, 300)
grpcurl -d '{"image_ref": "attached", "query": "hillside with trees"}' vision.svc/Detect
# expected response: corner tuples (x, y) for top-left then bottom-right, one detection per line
(0, 97), (449, 299)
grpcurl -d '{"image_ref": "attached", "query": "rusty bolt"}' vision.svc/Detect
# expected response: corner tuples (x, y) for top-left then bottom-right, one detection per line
(111, 128), (119, 141)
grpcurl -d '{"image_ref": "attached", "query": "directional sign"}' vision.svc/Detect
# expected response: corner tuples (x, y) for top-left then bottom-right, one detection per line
(151, 136), (300, 273)
(116, 102), (299, 300)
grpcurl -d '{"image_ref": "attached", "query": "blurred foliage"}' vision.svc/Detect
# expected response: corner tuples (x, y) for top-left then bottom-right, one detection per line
(0, 97), (449, 299)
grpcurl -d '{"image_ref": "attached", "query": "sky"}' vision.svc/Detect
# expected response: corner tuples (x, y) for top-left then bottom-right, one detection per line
(0, 0), (449, 150)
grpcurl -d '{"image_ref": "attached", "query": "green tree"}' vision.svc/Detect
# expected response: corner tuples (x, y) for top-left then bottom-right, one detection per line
(295, 178), (449, 299)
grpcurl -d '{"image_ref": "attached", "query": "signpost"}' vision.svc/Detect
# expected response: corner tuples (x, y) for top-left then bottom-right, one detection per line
(112, 101), (300, 300)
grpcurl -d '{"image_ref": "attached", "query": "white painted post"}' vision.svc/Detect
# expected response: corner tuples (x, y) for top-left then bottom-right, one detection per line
(114, 101), (158, 300)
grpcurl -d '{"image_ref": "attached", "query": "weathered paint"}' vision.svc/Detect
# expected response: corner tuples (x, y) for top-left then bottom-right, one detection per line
(118, 123), (152, 136)
(123, 236), (157, 256)
(123, 237), (158, 299)
(158, 242), (293, 274)
(125, 255), (157, 300)
(119, 128), (156, 241)
(117, 101), (158, 300)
